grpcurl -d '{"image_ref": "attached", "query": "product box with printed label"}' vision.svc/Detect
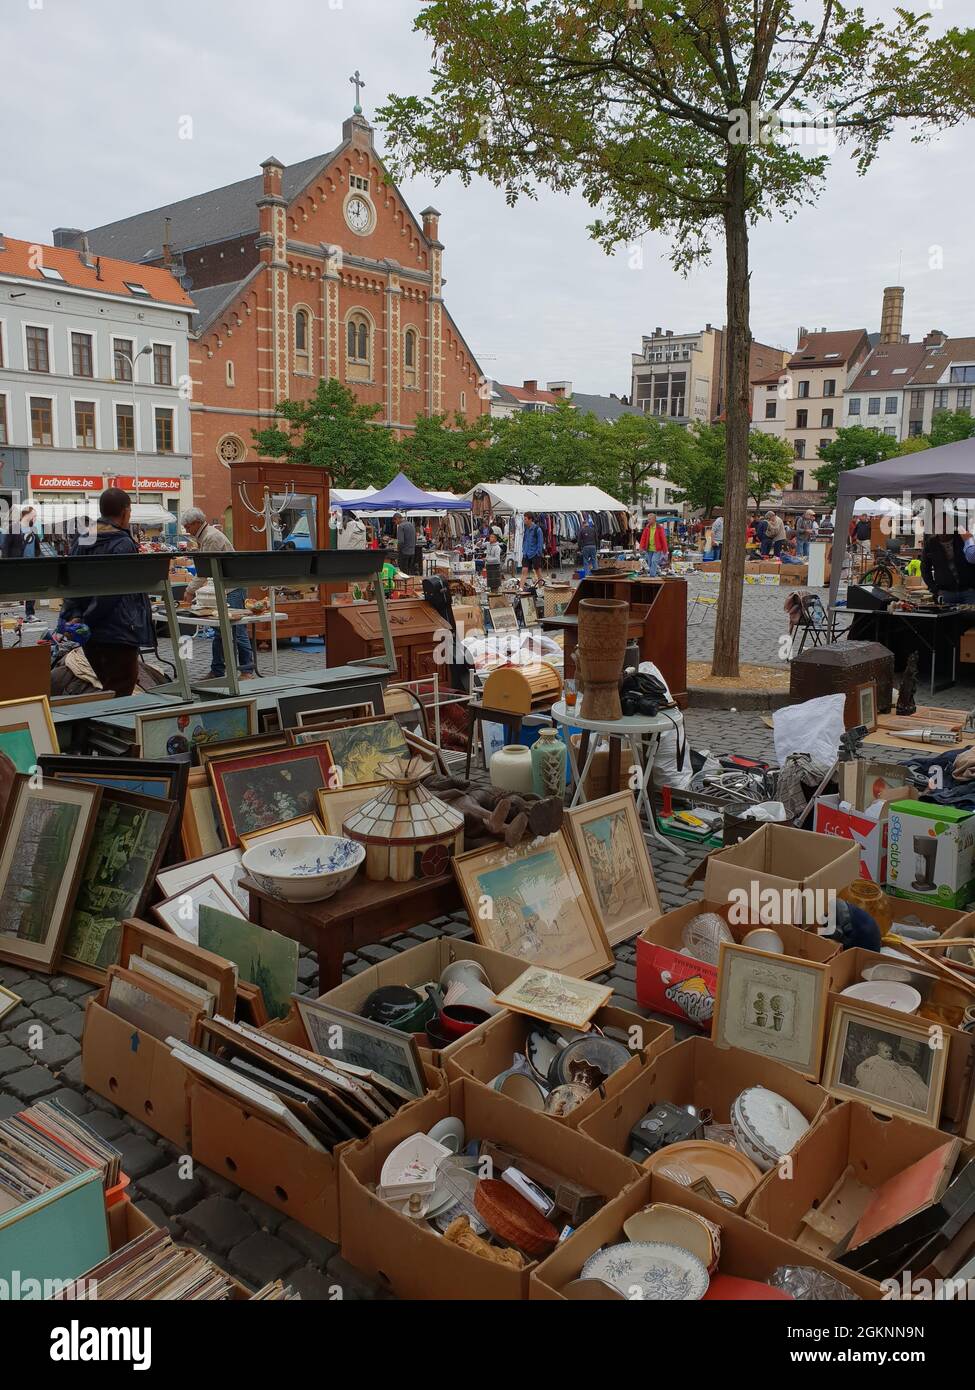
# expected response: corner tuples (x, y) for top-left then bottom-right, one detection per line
(886, 800), (975, 909)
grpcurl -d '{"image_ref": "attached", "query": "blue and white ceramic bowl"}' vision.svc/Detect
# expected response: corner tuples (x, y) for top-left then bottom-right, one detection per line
(241, 834), (365, 903)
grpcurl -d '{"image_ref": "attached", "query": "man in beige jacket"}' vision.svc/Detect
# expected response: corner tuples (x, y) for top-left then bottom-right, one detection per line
(179, 507), (255, 679)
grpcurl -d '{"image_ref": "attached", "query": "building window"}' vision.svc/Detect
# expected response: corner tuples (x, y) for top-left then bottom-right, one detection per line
(765, 401), (777, 420)
(821, 409), (833, 428)
(885, 396), (898, 415)
(403, 327), (419, 388)
(226, 361), (235, 388)
(957, 388), (972, 411)
(796, 409), (808, 429)
(792, 469), (804, 490)
(74, 401), (96, 449)
(30, 396), (53, 446)
(294, 308), (311, 373)
(346, 312), (371, 380)
(934, 389), (949, 410)
(114, 338), (134, 381)
(823, 380), (836, 397)
(819, 438), (830, 452)
(868, 397), (881, 415)
(794, 439), (806, 459)
(950, 366), (975, 384)
(153, 343), (173, 385)
(848, 398), (861, 415)
(116, 403), (135, 451)
(71, 332), (93, 378)
(154, 408), (174, 453)
(884, 427), (897, 437)
(909, 420), (924, 437)
(217, 434), (245, 466)
(0, 396), (8, 445)
(26, 326), (50, 373)
(911, 391), (924, 410)
(460, 390), (467, 411)
(0, 325), (4, 369)
(797, 380), (810, 398)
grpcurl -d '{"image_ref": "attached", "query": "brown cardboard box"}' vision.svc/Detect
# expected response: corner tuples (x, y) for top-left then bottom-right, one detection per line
(530, 1172), (880, 1300)
(578, 1037), (829, 1211)
(339, 1076), (640, 1299)
(82, 997), (191, 1148)
(108, 1194), (251, 1297)
(826, 947), (974, 1126)
(313, 936), (531, 1065)
(746, 1100), (967, 1292)
(444, 1005), (674, 1127)
(887, 895), (967, 935)
(187, 1011), (446, 1244)
(702, 824), (860, 912)
(568, 732), (637, 798)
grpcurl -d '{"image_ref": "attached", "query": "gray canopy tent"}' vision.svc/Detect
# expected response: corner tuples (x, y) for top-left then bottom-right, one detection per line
(828, 436), (975, 608)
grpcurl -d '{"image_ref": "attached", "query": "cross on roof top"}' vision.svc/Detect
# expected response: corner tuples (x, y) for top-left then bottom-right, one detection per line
(350, 70), (365, 115)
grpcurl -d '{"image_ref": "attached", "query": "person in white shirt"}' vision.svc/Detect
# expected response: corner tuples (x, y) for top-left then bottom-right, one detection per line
(711, 513), (724, 558)
(337, 511), (367, 550)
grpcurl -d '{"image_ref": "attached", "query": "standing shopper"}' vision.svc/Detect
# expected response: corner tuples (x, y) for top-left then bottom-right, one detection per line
(337, 510), (367, 549)
(394, 512), (417, 574)
(765, 510), (787, 557)
(795, 510), (818, 559)
(62, 488), (152, 697)
(521, 511), (544, 585)
(1, 504), (42, 617)
(179, 507), (255, 681)
(577, 514), (597, 571)
(710, 512), (724, 559)
(640, 512), (669, 577)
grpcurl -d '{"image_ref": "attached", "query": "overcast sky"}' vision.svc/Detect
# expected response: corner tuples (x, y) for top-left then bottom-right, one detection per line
(3, 0), (972, 396)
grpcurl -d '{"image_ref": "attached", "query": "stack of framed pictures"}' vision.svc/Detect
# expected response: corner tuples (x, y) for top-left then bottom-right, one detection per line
(0, 696), (58, 774)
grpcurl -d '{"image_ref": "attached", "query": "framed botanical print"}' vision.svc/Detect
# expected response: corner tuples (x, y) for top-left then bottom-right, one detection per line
(324, 716), (411, 786)
(208, 744), (335, 843)
(566, 792), (661, 945)
(152, 873), (245, 944)
(712, 942), (829, 1079)
(157, 846), (247, 914)
(60, 788), (180, 981)
(316, 782), (384, 837)
(823, 1001), (947, 1126)
(0, 695), (58, 774)
(134, 697), (257, 759)
(0, 775), (102, 972)
(453, 831), (613, 979)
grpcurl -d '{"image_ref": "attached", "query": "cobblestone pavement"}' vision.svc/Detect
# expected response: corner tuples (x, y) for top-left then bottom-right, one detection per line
(2, 578), (973, 1297)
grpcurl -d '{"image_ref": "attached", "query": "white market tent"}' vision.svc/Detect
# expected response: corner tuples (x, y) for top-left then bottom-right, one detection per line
(26, 500), (174, 529)
(464, 482), (628, 514)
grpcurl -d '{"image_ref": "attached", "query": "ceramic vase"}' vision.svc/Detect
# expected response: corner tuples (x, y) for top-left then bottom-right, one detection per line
(531, 728), (567, 800)
(490, 744), (534, 795)
(577, 598), (628, 720)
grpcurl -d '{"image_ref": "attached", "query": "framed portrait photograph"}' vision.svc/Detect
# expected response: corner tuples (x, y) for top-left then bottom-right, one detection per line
(135, 697), (257, 759)
(0, 775), (102, 973)
(712, 942), (829, 1079)
(823, 1002), (947, 1126)
(0, 695), (58, 774)
(208, 744), (335, 843)
(295, 997), (426, 1099)
(152, 873), (246, 944)
(324, 716), (411, 786)
(60, 788), (180, 981)
(238, 814), (327, 850)
(566, 792), (662, 946)
(157, 846), (247, 914)
(278, 683), (386, 731)
(316, 782), (384, 837)
(453, 831), (613, 980)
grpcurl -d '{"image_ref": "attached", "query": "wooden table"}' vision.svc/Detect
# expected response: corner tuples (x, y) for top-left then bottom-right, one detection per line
(244, 871), (463, 991)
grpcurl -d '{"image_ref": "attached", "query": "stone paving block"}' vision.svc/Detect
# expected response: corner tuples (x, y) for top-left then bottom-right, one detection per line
(0, 967), (31, 988)
(132, 1198), (169, 1230)
(286, 1263), (342, 1301)
(41, 1034), (82, 1070)
(59, 1056), (85, 1088)
(180, 1196), (258, 1254)
(344, 960), (373, 978)
(194, 1164), (241, 1199)
(0, 1007), (33, 1031)
(31, 995), (80, 1024)
(4, 1065), (59, 1101)
(357, 943), (398, 964)
(82, 1110), (131, 1142)
(12, 979), (53, 1005)
(326, 1253), (390, 1300)
(114, 1133), (167, 1182)
(278, 1218), (339, 1266)
(137, 1162), (205, 1216)
(297, 956), (318, 983)
(612, 960), (637, 982)
(239, 1192), (287, 1233)
(46, 1086), (92, 1115)
(52, 1012), (87, 1041)
(441, 920), (473, 937)
(407, 923), (439, 941)
(50, 976), (98, 999)
(609, 993), (645, 1015)
(227, 1231), (303, 1287)
(0, 1044), (31, 1077)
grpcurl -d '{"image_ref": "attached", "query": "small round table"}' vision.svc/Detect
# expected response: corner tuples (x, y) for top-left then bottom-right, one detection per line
(549, 698), (685, 858)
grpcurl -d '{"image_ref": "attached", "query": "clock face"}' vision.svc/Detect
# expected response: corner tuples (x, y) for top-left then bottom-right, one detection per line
(346, 195), (372, 234)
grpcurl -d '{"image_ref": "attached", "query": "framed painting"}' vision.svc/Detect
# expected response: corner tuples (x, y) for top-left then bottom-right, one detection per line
(134, 697), (257, 759)
(857, 680), (878, 734)
(0, 696), (58, 774)
(157, 847), (247, 914)
(823, 1001), (946, 1127)
(60, 788), (180, 982)
(0, 775), (102, 972)
(0, 983), (21, 1024)
(293, 702), (375, 731)
(566, 792), (662, 946)
(403, 729), (449, 777)
(324, 716), (410, 787)
(208, 744), (335, 844)
(238, 814), (327, 850)
(453, 831), (613, 979)
(152, 874), (245, 944)
(39, 754), (190, 809)
(278, 683), (386, 731)
(712, 942), (829, 1080)
(181, 768), (223, 860)
(316, 782), (384, 837)
(197, 733), (289, 770)
(294, 997), (426, 1099)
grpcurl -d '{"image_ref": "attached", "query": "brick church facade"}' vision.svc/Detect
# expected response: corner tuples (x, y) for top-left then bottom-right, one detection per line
(78, 109), (486, 524)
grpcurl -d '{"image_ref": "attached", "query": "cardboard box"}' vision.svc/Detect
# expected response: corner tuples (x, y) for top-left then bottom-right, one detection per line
(814, 793), (904, 884)
(530, 1172), (881, 1300)
(82, 997), (191, 1148)
(568, 732), (637, 798)
(747, 1099), (967, 1293)
(702, 825), (861, 915)
(313, 936), (531, 1066)
(578, 1036), (829, 1211)
(445, 1005), (674, 1128)
(635, 898), (839, 1026)
(886, 800), (975, 909)
(883, 893), (967, 936)
(961, 630), (975, 665)
(840, 760), (914, 810)
(827, 947), (974, 1127)
(338, 1076), (640, 1300)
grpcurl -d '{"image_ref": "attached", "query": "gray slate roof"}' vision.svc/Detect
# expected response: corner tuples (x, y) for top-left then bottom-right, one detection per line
(571, 392), (643, 422)
(84, 151), (338, 262)
(189, 277), (253, 333)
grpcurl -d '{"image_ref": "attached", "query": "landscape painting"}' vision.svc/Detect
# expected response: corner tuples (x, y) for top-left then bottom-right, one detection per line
(567, 794), (661, 945)
(0, 722), (40, 774)
(198, 905), (297, 1020)
(0, 697), (57, 775)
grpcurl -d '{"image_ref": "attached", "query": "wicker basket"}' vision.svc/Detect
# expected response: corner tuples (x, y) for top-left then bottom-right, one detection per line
(473, 1179), (558, 1256)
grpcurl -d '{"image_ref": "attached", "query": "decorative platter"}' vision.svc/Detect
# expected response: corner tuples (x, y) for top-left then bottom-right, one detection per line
(581, 1241), (709, 1301)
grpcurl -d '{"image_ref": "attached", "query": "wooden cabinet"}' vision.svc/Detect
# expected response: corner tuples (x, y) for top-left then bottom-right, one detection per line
(324, 600), (447, 686)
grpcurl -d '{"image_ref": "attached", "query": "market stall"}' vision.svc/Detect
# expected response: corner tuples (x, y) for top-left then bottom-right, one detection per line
(464, 482), (632, 568)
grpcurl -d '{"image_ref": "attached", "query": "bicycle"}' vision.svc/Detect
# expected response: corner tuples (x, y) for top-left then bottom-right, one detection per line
(860, 547), (908, 589)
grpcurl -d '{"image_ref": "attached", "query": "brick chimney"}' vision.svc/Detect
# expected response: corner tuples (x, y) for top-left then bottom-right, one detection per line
(881, 286), (905, 345)
(523, 380), (538, 393)
(547, 380), (572, 398)
(53, 227), (85, 250)
(924, 329), (947, 347)
(260, 156), (284, 199)
(421, 207), (441, 244)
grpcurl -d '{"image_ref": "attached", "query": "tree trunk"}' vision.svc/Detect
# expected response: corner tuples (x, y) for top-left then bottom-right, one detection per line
(711, 151), (751, 679)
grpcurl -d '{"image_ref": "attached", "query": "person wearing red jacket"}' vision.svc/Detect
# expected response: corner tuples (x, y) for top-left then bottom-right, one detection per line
(640, 513), (669, 577)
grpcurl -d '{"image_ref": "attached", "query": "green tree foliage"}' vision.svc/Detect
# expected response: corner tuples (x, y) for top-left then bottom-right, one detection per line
(929, 408), (975, 447)
(378, 2), (975, 675)
(251, 378), (397, 489)
(667, 424), (728, 514)
(597, 413), (692, 509)
(812, 425), (904, 503)
(487, 400), (603, 487)
(396, 411), (494, 492)
(747, 431), (794, 506)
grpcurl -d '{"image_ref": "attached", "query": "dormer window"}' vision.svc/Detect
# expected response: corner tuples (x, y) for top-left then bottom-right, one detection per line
(124, 281), (150, 297)
(38, 266), (65, 281)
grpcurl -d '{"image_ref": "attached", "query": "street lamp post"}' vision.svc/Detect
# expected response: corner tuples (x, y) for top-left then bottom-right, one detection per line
(117, 344), (153, 505)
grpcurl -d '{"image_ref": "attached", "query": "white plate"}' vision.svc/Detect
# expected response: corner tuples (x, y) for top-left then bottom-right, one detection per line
(581, 1241), (709, 1301)
(427, 1117), (466, 1154)
(841, 980), (922, 1013)
(379, 1133), (451, 1191)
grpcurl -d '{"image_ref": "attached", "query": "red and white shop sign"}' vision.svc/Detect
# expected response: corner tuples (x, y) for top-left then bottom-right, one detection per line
(30, 474), (103, 491)
(112, 476), (183, 492)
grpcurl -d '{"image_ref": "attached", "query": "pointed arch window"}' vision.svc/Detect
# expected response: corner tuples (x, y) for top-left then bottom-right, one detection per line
(346, 312), (372, 381)
(404, 327), (419, 389)
(294, 308), (311, 374)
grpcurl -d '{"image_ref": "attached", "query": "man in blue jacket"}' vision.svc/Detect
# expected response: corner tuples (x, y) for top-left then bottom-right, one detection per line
(521, 511), (544, 585)
(62, 488), (152, 697)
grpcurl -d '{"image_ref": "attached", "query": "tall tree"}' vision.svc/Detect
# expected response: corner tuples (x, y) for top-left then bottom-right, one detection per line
(251, 378), (396, 488)
(487, 401), (604, 486)
(747, 430), (795, 506)
(396, 411), (494, 492)
(812, 424), (903, 503)
(379, 3), (975, 675)
(667, 424), (728, 513)
(596, 412), (693, 509)
(929, 408), (975, 447)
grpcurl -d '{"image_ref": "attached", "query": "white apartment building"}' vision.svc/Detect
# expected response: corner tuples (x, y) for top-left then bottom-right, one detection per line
(0, 233), (195, 520)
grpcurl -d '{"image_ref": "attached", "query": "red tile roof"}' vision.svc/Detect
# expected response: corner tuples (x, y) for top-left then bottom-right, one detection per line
(0, 236), (194, 308)
(788, 329), (870, 368)
(849, 342), (927, 391)
(908, 337), (975, 385)
(500, 382), (563, 405)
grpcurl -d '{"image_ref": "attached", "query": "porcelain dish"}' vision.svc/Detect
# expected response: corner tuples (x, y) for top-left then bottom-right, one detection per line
(582, 1241), (710, 1300)
(240, 834), (364, 903)
(731, 1087), (810, 1172)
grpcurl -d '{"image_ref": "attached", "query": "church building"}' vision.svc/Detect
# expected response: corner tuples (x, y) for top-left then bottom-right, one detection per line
(66, 93), (486, 524)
